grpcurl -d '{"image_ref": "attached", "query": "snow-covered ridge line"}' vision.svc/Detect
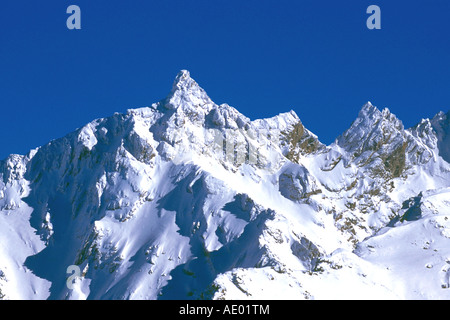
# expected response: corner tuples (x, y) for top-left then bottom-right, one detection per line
(0, 70), (449, 300)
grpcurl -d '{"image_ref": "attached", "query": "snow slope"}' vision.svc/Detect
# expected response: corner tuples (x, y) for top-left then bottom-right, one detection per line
(0, 70), (449, 300)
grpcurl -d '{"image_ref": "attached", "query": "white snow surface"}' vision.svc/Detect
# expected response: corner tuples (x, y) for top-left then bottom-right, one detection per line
(0, 70), (449, 300)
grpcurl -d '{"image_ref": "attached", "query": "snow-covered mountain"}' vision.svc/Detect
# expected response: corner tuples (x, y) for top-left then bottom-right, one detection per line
(0, 70), (449, 300)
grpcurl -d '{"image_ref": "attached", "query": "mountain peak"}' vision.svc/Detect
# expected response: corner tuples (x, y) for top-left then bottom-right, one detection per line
(358, 101), (381, 120)
(336, 102), (404, 156)
(164, 70), (213, 111)
(355, 102), (400, 127)
(172, 70), (195, 91)
(432, 110), (449, 123)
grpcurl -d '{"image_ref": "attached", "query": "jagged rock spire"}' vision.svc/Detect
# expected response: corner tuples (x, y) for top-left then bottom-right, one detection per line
(337, 102), (404, 153)
(171, 70), (197, 92)
(164, 70), (213, 112)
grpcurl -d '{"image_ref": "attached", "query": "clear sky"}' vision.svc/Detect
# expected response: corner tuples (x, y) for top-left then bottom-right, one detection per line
(1, 0), (449, 160)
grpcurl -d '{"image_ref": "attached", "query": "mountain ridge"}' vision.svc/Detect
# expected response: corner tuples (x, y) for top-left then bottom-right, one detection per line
(0, 70), (449, 300)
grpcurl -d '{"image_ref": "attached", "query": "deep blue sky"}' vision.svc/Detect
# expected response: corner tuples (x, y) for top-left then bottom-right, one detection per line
(1, 1), (449, 160)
